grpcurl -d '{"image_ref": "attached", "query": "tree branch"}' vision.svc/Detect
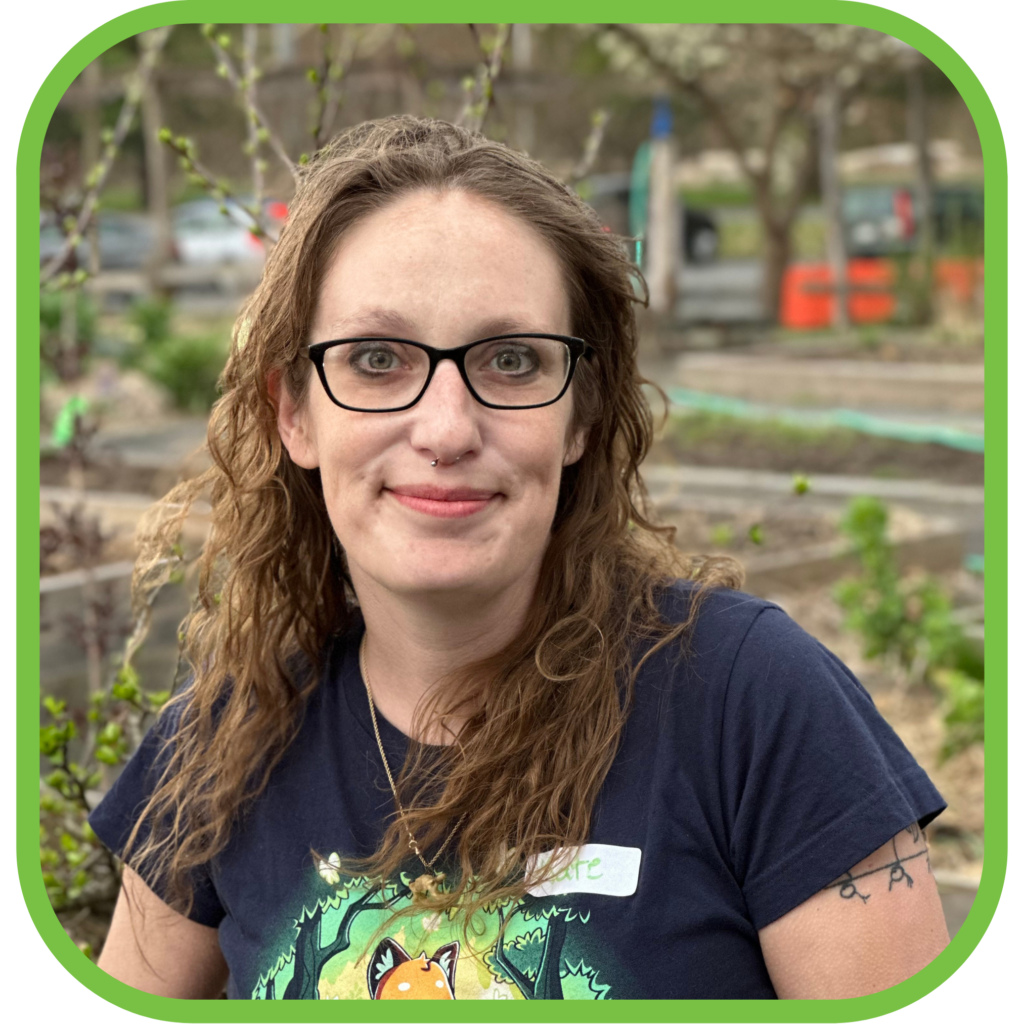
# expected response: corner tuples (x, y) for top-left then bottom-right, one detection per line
(242, 25), (265, 208)
(458, 24), (510, 133)
(604, 24), (770, 193)
(40, 27), (172, 285)
(159, 133), (279, 242)
(567, 109), (610, 184)
(491, 901), (536, 998)
(204, 25), (297, 181)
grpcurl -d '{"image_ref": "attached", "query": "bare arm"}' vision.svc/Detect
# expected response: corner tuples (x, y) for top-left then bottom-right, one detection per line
(759, 824), (949, 999)
(98, 866), (229, 998)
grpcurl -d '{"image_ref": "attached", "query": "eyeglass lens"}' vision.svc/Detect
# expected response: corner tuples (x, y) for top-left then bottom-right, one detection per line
(319, 337), (572, 409)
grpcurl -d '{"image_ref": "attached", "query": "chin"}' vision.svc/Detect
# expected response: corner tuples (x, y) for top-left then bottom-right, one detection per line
(373, 547), (519, 600)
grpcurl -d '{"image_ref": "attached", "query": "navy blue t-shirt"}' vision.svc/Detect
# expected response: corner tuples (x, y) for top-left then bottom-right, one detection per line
(90, 585), (945, 1000)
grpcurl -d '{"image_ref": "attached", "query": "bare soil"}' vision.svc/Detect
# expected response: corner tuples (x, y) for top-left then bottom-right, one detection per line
(648, 418), (984, 485)
(40, 454), (185, 498)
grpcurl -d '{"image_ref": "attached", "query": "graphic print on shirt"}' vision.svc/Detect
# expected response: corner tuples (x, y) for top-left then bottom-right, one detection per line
(249, 845), (639, 1000)
(367, 937), (458, 999)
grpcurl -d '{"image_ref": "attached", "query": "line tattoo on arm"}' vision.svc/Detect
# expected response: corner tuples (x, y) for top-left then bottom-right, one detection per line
(825, 824), (932, 904)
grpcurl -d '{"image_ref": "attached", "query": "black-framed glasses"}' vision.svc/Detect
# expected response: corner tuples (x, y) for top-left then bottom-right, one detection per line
(305, 333), (593, 412)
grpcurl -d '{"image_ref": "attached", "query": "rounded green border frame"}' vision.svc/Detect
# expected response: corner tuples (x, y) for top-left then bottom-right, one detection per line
(17, 2), (1006, 1020)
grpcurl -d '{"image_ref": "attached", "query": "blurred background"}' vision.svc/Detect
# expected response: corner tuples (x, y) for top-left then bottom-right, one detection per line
(38, 23), (984, 960)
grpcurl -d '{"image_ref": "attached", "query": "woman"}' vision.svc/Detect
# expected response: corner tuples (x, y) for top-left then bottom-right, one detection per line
(91, 116), (949, 1001)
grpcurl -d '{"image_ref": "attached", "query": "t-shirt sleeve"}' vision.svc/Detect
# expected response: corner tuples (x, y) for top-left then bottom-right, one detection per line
(719, 606), (946, 931)
(88, 702), (226, 928)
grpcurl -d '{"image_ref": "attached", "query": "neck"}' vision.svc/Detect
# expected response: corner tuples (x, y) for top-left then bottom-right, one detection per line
(351, 568), (540, 744)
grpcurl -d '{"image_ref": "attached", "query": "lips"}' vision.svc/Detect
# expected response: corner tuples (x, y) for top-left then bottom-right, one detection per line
(385, 483), (500, 519)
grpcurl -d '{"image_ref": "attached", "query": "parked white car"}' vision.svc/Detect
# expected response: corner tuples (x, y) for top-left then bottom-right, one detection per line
(172, 198), (287, 266)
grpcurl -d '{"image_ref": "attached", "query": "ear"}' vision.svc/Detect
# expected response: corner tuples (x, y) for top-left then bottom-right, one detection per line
(431, 941), (459, 990)
(271, 370), (320, 470)
(367, 937), (410, 998)
(562, 425), (589, 468)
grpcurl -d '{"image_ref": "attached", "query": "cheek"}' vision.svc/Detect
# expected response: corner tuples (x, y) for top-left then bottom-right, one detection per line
(511, 416), (574, 494)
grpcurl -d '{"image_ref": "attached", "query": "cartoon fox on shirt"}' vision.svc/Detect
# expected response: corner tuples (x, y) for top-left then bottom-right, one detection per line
(367, 937), (460, 999)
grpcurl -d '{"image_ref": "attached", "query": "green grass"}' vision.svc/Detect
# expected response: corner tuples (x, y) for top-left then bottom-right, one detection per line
(680, 185), (754, 208)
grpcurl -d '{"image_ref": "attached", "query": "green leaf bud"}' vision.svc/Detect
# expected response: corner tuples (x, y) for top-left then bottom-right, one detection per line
(95, 745), (120, 766)
(43, 696), (67, 718)
(39, 726), (61, 757)
(99, 722), (122, 744)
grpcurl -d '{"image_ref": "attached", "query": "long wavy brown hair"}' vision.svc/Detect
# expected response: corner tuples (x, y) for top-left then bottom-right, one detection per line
(124, 115), (742, 939)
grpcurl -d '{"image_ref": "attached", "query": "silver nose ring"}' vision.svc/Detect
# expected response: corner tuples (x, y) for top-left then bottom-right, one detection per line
(431, 456), (461, 467)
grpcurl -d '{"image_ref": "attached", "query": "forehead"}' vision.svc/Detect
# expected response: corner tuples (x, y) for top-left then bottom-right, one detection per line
(312, 190), (571, 342)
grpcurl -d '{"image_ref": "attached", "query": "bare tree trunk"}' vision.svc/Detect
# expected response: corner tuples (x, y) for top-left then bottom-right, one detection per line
(817, 76), (848, 330)
(762, 224), (792, 325)
(906, 56), (934, 324)
(646, 132), (681, 315)
(140, 63), (172, 296)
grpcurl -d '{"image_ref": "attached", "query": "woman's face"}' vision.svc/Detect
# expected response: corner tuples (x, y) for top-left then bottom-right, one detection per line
(277, 189), (586, 607)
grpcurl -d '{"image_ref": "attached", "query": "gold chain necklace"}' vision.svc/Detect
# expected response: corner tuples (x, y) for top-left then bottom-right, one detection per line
(359, 633), (467, 902)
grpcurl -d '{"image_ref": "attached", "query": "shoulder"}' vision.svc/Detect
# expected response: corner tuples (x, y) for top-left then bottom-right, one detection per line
(648, 580), (872, 710)
(652, 580), (785, 678)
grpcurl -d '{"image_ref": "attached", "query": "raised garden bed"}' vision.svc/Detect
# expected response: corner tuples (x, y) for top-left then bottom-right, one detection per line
(648, 411), (984, 484)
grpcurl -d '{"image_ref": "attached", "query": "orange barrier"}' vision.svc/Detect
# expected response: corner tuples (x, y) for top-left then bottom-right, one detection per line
(935, 257), (984, 304)
(779, 257), (983, 328)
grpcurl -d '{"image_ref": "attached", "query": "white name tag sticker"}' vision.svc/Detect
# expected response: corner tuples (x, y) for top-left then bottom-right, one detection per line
(525, 843), (642, 898)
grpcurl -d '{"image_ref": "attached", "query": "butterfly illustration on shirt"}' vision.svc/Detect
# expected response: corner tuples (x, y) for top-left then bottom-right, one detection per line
(367, 937), (460, 999)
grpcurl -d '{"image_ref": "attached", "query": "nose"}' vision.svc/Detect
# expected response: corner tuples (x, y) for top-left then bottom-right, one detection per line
(407, 357), (482, 465)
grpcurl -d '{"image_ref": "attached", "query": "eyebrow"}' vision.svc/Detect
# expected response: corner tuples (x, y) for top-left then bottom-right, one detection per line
(322, 309), (550, 340)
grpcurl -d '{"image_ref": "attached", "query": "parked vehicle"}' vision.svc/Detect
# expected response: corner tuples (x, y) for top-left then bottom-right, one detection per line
(39, 211), (160, 270)
(578, 172), (719, 263)
(842, 184), (983, 258)
(172, 197), (288, 266)
(39, 198), (289, 273)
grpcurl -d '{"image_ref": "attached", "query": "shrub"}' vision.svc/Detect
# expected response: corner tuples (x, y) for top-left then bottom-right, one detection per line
(129, 296), (174, 344)
(834, 495), (983, 761)
(40, 291), (97, 381)
(142, 334), (227, 412)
